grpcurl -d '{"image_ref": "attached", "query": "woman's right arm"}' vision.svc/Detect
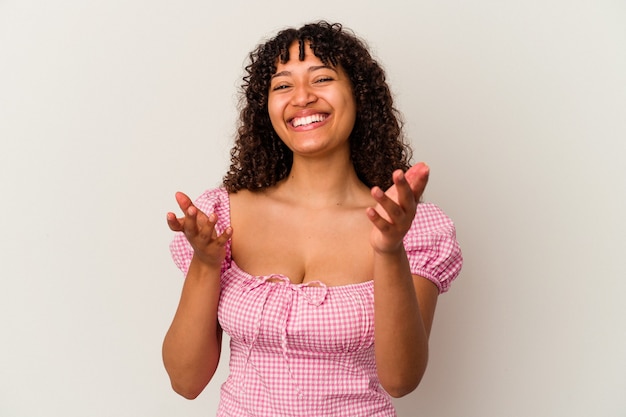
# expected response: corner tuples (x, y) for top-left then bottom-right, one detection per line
(162, 192), (232, 399)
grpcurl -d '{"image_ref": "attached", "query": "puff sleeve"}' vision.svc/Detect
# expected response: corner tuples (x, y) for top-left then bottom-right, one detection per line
(169, 187), (232, 276)
(403, 202), (463, 293)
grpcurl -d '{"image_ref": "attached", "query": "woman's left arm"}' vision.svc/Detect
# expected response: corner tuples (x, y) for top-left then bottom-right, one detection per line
(367, 163), (437, 398)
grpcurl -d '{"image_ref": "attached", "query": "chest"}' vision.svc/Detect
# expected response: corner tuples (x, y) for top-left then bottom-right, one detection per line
(229, 195), (375, 285)
(218, 266), (376, 354)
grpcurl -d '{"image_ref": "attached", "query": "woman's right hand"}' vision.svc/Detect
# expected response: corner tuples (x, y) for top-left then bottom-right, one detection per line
(166, 192), (232, 269)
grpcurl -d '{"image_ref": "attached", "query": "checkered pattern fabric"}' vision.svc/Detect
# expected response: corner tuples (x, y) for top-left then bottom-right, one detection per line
(170, 188), (463, 416)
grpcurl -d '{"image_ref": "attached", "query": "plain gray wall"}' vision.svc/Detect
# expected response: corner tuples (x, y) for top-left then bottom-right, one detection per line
(1, 0), (625, 416)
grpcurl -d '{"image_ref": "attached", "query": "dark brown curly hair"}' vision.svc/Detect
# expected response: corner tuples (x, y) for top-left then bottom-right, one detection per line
(223, 21), (413, 192)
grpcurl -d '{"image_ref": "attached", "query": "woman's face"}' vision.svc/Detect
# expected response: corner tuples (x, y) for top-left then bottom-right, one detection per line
(268, 42), (356, 159)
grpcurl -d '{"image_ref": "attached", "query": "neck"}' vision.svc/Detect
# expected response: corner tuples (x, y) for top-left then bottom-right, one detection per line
(275, 154), (370, 208)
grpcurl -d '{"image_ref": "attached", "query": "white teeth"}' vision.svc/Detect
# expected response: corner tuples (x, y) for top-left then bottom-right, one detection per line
(292, 114), (326, 127)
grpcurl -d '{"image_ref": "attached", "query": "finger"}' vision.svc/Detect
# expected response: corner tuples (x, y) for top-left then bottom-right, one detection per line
(404, 162), (429, 200)
(392, 170), (417, 210)
(215, 226), (233, 246)
(186, 202), (216, 242)
(371, 186), (404, 222)
(166, 212), (184, 231)
(167, 191), (193, 232)
(366, 207), (392, 232)
(175, 191), (194, 213)
(196, 212), (218, 241)
(182, 205), (199, 237)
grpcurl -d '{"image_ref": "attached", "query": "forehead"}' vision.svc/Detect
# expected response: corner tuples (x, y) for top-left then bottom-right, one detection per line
(280, 41), (323, 62)
(273, 42), (332, 73)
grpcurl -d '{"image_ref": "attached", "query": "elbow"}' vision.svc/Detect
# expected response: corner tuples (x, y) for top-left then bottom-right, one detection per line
(164, 368), (210, 399)
(162, 349), (217, 400)
(380, 359), (428, 398)
(383, 378), (422, 398)
(170, 380), (206, 400)
(164, 365), (212, 400)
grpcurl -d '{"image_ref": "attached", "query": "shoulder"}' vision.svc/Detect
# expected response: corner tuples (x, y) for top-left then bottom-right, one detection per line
(410, 202), (457, 238)
(404, 202), (463, 293)
(193, 187), (230, 220)
(228, 187), (284, 221)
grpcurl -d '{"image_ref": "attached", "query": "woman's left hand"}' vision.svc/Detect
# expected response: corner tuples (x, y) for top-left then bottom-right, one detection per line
(367, 163), (429, 253)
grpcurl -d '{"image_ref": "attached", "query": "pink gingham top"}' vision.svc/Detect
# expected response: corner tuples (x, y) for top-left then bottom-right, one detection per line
(170, 188), (463, 417)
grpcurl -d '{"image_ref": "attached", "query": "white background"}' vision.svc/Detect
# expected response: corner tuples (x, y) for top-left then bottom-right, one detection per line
(1, 0), (625, 416)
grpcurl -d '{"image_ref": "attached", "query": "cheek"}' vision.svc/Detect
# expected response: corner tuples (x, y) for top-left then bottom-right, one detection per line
(336, 86), (356, 116)
(267, 100), (283, 128)
(342, 97), (357, 127)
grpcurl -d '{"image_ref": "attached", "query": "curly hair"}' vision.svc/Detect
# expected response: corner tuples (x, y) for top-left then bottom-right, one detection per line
(223, 21), (413, 192)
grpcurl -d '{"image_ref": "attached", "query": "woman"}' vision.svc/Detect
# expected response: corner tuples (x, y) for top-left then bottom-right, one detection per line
(163, 21), (462, 416)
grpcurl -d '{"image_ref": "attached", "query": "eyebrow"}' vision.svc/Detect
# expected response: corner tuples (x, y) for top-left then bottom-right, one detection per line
(271, 65), (338, 79)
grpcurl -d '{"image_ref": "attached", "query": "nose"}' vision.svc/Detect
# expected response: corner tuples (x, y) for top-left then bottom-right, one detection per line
(290, 83), (317, 107)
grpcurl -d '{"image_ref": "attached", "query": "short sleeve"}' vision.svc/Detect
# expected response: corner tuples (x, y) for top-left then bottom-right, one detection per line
(169, 187), (232, 276)
(403, 202), (463, 293)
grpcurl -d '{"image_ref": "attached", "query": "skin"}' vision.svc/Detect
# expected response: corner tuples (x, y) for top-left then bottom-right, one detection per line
(162, 196), (230, 399)
(162, 42), (438, 400)
(268, 48), (356, 161)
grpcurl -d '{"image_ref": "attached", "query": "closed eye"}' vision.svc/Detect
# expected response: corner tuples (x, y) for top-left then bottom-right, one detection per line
(271, 84), (291, 91)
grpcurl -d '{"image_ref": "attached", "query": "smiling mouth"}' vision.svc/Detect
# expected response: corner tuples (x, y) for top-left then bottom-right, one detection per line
(290, 113), (328, 128)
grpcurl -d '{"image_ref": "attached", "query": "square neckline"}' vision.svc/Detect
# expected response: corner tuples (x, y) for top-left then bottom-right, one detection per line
(222, 188), (375, 290)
